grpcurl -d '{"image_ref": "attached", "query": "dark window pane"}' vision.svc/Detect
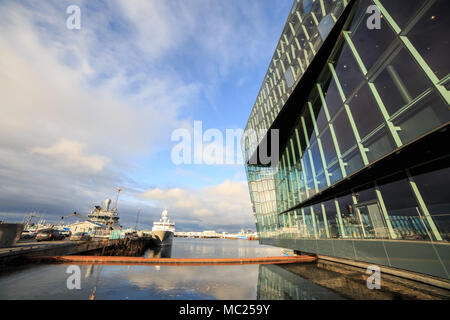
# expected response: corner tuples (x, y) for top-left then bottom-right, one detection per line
(407, 0), (450, 79)
(362, 127), (396, 163)
(320, 128), (338, 166)
(332, 110), (356, 154)
(302, 106), (315, 145)
(323, 199), (340, 238)
(355, 183), (377, 203)
(332, 43), (364, 98)
(328, 163), (343, 185)
(315, 106), (328, 134)
(374, 48), (433, 116)
(378, 173), (429, 240)
(380, 0), (424, 29)
(313, 204), (327, 238)
(310, 142), (324, 176)
(392, 91), (450, 144)
(351, 10), (397, 71)
(323, 73), (343, 118)
(310, 92), (327, 134)
(337, 193), (363, 238)
(343, 148), (364, 176)
(412, 165), (450, 217)
(348, 84), (385, 138)
(295, 28), (308, 50)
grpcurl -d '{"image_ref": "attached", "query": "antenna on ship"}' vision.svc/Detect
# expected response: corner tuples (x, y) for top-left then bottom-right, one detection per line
(135, 208), (141, 231)
(113, 187), (121, 212)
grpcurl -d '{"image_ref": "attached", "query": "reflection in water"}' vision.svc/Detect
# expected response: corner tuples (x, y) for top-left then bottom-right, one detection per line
(0, 238), (342, 300)
(257, 264), (344, 300)
(144, 245), (172, 258)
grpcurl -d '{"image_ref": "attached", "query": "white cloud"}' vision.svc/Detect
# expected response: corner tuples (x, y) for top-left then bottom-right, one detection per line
(0, 0), (289, 230)
(31, 138), (110, 173)
(142, 180), (254, 228)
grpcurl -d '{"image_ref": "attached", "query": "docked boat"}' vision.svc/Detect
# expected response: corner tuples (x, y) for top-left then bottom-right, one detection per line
(151, 210), (174, 246)
(64, 188), (123, 239)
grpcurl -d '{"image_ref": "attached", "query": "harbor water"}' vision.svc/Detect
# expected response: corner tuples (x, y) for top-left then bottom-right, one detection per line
(0, 238), (344, 300)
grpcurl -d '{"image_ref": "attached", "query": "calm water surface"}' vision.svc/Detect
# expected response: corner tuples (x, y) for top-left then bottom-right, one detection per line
(0, 238), (344, 300)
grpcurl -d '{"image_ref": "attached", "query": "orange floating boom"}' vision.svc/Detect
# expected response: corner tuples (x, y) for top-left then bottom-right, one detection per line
(28, 255), (316, 266)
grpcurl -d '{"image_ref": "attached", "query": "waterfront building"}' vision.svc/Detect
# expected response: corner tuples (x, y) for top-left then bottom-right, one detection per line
(69, 221), (107, 234)
(242, 0), (449, 280)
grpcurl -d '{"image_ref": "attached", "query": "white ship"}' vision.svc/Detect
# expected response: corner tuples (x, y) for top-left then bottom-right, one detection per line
(63, 188), (123, 238)
(151, 210), (174, 246)
(87, 198), (122, 230)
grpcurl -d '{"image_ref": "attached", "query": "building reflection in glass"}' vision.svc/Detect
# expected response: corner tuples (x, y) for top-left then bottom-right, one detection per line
(257, 264), (344, 300)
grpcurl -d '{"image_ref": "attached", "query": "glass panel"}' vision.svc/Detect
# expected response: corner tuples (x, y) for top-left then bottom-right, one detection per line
(332, 43), (364, 99)
(315, 106), (328, 134)
(328, 162), (343, 185)
(412, 165), (450, 217)
(378, 173), (430, 240)
(295, 28), (309, 51)
(302, 0), (313, 16)
(357, 203), (389, 239)
(348, 84), (385, 139)
(373, 48), (433, 116)
(318, 14), (334, 40)
(320, 128), (338, 166)
(332, 109), (357, 154)
(323, 72), (344, 118)
(310, 142), (324, 176)
(313, 204), (327, 238)
(392, 91), (450, 144)
(380, 0), (424, 30)
(362, 127), (396, 163)
(302, 207), (317, 238)
(342, 148), (364, 176)
(336, 194), (363, 238)
(304, 14), (321, 52)
(350, 8), (397, 71)
(323, 199), (341, 238)
(285, 66), (295, 88)
(311, 94), (328, 134)
(407, 0), (450, 80)
(355, 183), (377, 203)
(301, 106), (315, 145)
(312, 1), (325, 22)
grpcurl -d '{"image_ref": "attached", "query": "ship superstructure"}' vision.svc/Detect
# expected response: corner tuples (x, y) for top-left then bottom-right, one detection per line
(151, 210), (174, 246)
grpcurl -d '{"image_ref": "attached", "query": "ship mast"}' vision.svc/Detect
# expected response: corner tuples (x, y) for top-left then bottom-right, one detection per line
(113, 187), (121, 213)
(134, 208), (141, 231)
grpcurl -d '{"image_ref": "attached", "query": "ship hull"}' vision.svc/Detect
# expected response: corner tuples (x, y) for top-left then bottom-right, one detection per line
(150, 230), (174, 247)
(0, 223), (24, 248)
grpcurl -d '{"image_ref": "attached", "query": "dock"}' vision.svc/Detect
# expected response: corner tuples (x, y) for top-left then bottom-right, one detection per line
(26, 254), (317, 266)
(0, 238), (152, 267)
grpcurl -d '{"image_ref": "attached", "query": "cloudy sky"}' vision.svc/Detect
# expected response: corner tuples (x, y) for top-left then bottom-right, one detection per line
(0, 0), (291, 232)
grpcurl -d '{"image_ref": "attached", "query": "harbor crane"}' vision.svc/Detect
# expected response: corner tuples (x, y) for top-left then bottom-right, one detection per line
(60, 212), (91, 223)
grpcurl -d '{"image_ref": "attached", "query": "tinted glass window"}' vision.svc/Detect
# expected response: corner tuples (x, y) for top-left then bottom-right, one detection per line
(374, 48), (432, 116)
(348, 84), (384, 138)
(332, 110), (356, 154)
(407, 0), (450, 80)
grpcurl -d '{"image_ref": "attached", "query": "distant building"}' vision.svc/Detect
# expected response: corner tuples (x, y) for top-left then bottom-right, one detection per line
(242, 0), (450, 280)
(69, 221), (107, 234)
(202, 230), (219, 238)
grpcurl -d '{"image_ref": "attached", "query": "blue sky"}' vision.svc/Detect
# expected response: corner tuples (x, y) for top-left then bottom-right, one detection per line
(0, 0), (292, 231)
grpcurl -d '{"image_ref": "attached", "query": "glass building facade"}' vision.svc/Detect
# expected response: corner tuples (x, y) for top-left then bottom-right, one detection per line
(242, 0), (450, 280)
